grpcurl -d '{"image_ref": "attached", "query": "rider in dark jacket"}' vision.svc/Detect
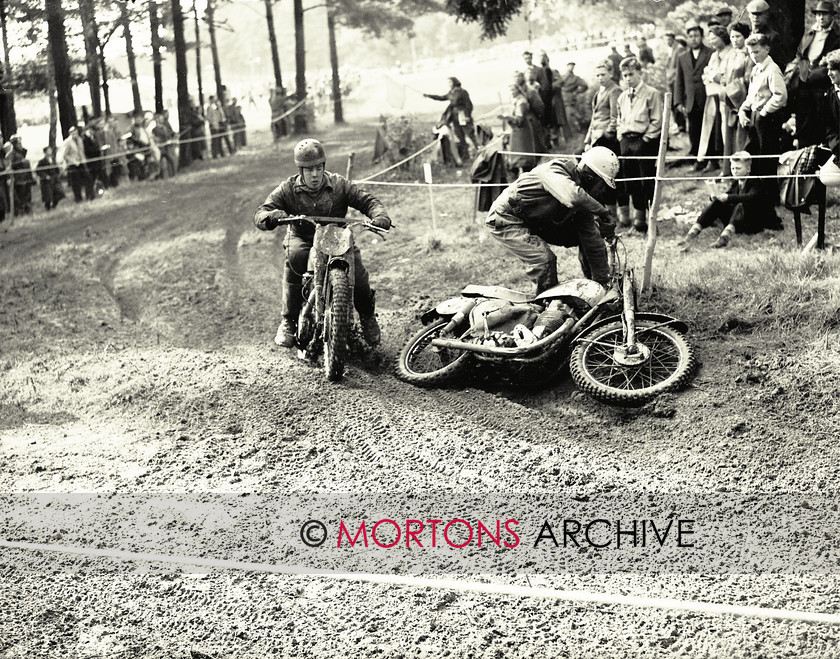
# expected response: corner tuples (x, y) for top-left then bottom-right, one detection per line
(254, 138), (392, 348)
(485, 146), (618, 293)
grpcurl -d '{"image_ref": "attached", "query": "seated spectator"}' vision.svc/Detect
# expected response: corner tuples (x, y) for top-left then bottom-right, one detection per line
(678, 151), (779, 248)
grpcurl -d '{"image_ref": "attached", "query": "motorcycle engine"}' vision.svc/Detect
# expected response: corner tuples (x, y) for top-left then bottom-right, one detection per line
(468, 299), (577, 348)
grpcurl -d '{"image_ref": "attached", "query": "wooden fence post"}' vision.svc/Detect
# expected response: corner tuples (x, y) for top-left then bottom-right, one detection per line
(346, 151), (355, 180)
(641, 92), (672, 296)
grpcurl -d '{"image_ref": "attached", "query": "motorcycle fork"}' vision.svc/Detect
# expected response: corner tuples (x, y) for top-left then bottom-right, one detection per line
(314, 249), (354, 339)
(621, 267), (638, 351)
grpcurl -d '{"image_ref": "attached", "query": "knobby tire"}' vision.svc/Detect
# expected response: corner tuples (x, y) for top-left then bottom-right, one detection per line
(395, 318), (471, 387)
(324, 268), (351, 382)
(569, 319), (696, 406)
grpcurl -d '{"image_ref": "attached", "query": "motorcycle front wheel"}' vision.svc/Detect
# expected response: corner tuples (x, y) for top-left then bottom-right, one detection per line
(323, 268), (351, 382)
(570, 319), (696, 406)
(395, 318), (471, 387)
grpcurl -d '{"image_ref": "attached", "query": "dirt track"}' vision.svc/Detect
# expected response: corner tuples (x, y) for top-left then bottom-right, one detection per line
(2, 127), (840, 658)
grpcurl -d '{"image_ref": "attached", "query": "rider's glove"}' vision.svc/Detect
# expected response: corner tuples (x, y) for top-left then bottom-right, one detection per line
(370, 215), (392, 230)
(263, 209), (288, 230)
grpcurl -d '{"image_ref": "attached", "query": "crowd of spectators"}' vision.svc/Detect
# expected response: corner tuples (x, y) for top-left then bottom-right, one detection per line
(0, 93), (247, 221)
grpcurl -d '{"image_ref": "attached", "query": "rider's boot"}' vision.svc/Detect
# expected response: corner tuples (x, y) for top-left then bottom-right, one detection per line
(274, 317), (297, 348)
(616, 204), (632, 228)
(677, 222), (702, 247)
(358, 290), (382, 347)
(632, 208), (648, 232)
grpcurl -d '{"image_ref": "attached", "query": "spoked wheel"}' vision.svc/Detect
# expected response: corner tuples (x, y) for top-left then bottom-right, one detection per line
(570, 319), (696, 406)
(395, 318), (471, 387)
(323, 268), (351, 382)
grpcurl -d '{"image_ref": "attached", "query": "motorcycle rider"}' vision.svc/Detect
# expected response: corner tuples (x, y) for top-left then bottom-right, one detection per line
(254, 138), (392, 348)
(484, 145), (618, 294)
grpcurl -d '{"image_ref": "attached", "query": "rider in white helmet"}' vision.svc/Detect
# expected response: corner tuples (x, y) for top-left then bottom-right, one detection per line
(254, 138), (392, 348)
(485, 145), (618, 294)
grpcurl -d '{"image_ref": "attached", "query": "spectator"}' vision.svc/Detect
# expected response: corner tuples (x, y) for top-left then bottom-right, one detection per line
(637, 37), (656, 66)
(584, 60), (629, 227)
(221, 97), (237, 155)
(514, 71), (547, 153)
(206, 96), (227, 159)
(623, 43), (638, 60)
(187, 98), (207, 161)
(724, 23), (754, 156)
(823, 48), (840, 161)
(738, 32), (788, 181)
(698, 25), (733, 174)
(58, 126), (90, 203)
(665, 32), (688, 134)
(105, 117), (126, 188)
(746, 0), (787, 68)
(269, 86), (288, 143)
(560, 62), (589, 133)
(424, 77), (477, 162)
(499, 80), (539, 178)
(8, 135), (35, 215)
(674, 25), (713, 168)
(35, 146), (64, 211)
(716, 6), (734, 29)
(616, 56), (663, 232)
(785, 1), (840, 148)
(152, 111), (177, 179)
(522, 51), (549, 94)
(607, 43), (624, 84)
(231, 100), (247, 148)
(677, 151), (773, 248)
(540, 51), (571, 146)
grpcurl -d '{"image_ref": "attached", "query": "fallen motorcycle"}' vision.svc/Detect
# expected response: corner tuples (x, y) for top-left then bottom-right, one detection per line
(395, 238), (696, 405)
(279, 214), (388, 382)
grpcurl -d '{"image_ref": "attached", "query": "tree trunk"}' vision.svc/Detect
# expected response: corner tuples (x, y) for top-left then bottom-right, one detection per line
(293, 0), (307, 133)
(0, 0), (18, 136)
(78, 0), (102, 117)
(149, 0), (164, 114)
(47, 46), (58, 150)
(46, 0), (76, 138)
(119, 0), (143, 114)
(192, 0), (204, 110)
(205, 0), (224, 102)
(98, 43), (111, 117)
(171, 0), (192, 168)
(327, 8), (343, 124)
(263, 0), (283, 90)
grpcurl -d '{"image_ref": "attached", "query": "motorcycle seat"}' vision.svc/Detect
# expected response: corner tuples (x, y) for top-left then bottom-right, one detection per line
(461, 284), (531, 303)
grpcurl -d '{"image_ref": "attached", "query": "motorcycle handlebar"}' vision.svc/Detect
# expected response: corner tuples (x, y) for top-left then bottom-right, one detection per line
(277, 214), (391, 234)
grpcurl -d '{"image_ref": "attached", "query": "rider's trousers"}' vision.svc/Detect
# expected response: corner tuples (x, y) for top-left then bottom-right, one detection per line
(282, 232), (374, 323)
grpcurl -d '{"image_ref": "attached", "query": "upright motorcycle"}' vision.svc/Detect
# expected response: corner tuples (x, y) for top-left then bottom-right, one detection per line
(279, 215), (388, 382)
(396, 239), (696, 405)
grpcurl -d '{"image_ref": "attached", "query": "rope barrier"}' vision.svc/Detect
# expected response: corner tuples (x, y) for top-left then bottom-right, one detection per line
(499, 150), (811, 161)
(2, 540), (839, 625)
(356, 140), (438, 182)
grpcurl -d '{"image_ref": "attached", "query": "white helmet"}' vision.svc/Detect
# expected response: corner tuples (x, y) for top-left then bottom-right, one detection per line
(579, 146), (620, 189)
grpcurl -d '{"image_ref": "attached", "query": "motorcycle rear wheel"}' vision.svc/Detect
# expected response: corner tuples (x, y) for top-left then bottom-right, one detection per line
(570, 319), (695, 406)
(395, 318), (471, 387)
(323, 268), (351, 382)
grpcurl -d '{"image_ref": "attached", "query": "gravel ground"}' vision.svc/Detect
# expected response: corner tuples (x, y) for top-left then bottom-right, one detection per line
(2, 127), (839, 658)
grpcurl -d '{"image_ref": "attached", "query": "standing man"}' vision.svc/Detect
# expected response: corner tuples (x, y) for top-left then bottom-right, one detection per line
(785, 0), (840, 147)
(484, 147), (618, 293)
(253, 139), (392, 348)
(522, 51), (549, 94)
(424, 77), (476, 162)
(674, 24), (713, 167)
(560, 62), (589, 133)
(206, 96), (225, 159)
(746, 0), (787, 67)
(665, 31), (688, 134)
(607, 43), (624, 84)
(715, 6), (733, 29)
(637, 37), (656, 66)
(541, 51), (570, 146)
(616, 56), (663, 232)
(36, 146), (64, 211)
(58, 126), (90, 203)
